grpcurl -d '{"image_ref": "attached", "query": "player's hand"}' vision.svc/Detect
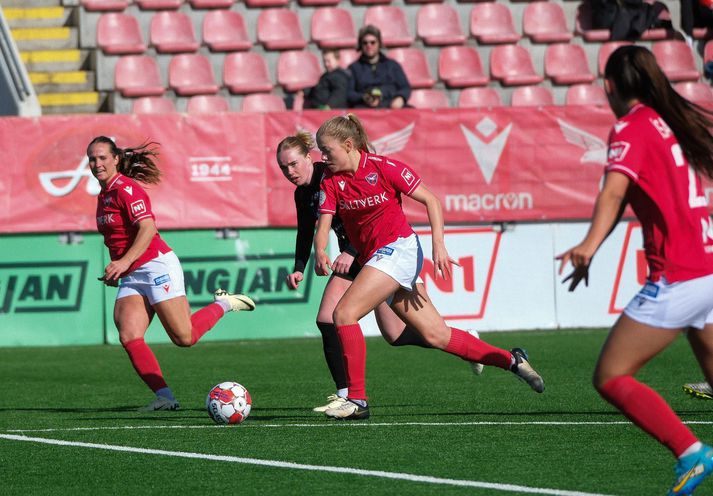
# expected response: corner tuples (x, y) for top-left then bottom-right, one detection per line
(331, 252), (354, 274)
(286, 271), (303, 290)
(103, 259), (130, 285)
(97, 276), (119, 287)
(432, 242), (459, 280)
(556, 245), (594, 292)
(315, 251), (332, 276)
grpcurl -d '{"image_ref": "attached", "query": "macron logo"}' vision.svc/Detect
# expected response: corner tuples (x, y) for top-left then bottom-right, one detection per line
(338, 180), (346, 191)
(124, 186), (133, 196)
(460, 117), (512, 185)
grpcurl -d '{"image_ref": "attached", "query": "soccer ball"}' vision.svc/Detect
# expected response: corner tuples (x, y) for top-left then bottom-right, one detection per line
(206, 381), (252, 425)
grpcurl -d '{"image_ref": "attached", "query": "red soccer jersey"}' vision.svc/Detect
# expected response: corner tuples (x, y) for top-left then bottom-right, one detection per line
(319, 151), (422, 265)
(606, 104), (713, 282)
(96, 174), (171, 277)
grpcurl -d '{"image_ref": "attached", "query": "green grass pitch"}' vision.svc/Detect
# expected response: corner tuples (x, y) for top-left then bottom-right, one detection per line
(1, 329), (711, 495)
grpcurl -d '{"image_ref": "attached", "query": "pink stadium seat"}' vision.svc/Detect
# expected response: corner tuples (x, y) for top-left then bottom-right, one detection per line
(598, 41), (631, 76)
(470, 3), (520, 44)
(511, 85), (554, 106)
(575, 3), (610, 42)
(458, 87), (503, 108)
(149, 11), (199, 53)
(406, 0), (444, 4)
(277, 50), (322, 92)
(168, 54), (220, 96)
(96, 13), (146, 55)
(565, 83), (608, 106)
(131, 96), (176, 114)
(115, 55), (165, 97)
(186, 95), (231, 113)
(387, 48), (435, 89)
(544, 43), (595, 85)
(417, 4), (466, 46)
(136, 0), (182, 9)
(202, 10), (251, 52)
(339, 49), (360, 68)
(241, 93), (286, 112)
(352, 0), (391, 6)
(223, 52), (273, 94)
(245, 0), (289, 7)
(82, 0), (129, 11)
(652, 40), (700, 82)
(311, 8), (357, 49)
(257, 9), (307, 50)
(189, 0), (234, 7)
(693, 26), (713, 40)
(363, 6), (414, 47)
(523, 2), (573, 43)
(438, 46), (488, 88)
(705, 40), (713, 63)
(408, 89), (450, 108)
(674, 81), (713, 104)
(299, 0), (339, 6)
(490, 44), (543, 86)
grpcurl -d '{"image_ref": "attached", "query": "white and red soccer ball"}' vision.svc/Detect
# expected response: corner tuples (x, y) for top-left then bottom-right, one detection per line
(206, 381), (252, 424)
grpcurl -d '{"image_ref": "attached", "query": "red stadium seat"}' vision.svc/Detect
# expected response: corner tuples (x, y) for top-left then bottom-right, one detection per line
(168, 54), (220, 96)
(240, 93), (287, 112)
(136, 0), (182, 9)
(186, 95), (231, 113)
(652, 40), (700, 82)
(705, 39), (713, 63)
(565, 83), (608, 106)
(277, 50), (322, 92)
(575, 3), (610, 42)
(82, 0), (129, 11)
(470, 3), (520, 44)
(299, 0), (339, 6)
(311, 8), (357, 49)
(387, 48), (435, 89)
(245, 0), (289, 7)
(417, 4), (466, 46)
(149, 11), (199, 53)
(408, 89), (450, 108)
(544, 43), (595, 85)
(188, 0), (234, 7)
(363, 6), (414, 47)
(352, 0), (391, 6)
(674, 81), (713, 104)
(511, 85), (554, 106)
(693, 26), (713, 40)
(438, 46), (488, 88)
(598, 41), (632, 76)
(490, 44), (543, 86)
(523, 2), (573, 43)
(339, 49), (360, 68)
(115, 55), (165, 97)
(97, 13), (146, 55)
(257, 9), (307, 50)
(458, 87), (503, 108)
(223, 52), (273, 94)
(131, 96), (176, 114)
(202, 10), (251, 52)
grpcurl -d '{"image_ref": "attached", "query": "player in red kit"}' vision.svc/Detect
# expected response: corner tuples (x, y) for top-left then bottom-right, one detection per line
(88, 136), (255, 412)
(557, 46), (713, 496)
(313, 114), (544, 420)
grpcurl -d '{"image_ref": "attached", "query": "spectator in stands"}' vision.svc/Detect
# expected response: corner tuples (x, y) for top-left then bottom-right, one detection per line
(347, 25), (411, 109)
(680, 0), (713, 45)
(590, 0), (671, 40)
(88, 136), (255, 412)
(301, 49), (351, 110)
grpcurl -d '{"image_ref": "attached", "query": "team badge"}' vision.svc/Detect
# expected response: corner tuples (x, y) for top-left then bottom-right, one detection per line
(366, 172), (378, 186)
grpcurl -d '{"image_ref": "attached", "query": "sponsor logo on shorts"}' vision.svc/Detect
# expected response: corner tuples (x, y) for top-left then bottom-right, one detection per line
(365, 172), (378, 186)
(375, 246), (394, 256)
(154, 274), (171, 286)
(639, 282), (659, 298)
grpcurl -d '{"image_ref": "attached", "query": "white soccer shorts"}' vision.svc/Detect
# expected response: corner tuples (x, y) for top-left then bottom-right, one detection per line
(364, 233), (424, 291)
(117, 251), (187, 305)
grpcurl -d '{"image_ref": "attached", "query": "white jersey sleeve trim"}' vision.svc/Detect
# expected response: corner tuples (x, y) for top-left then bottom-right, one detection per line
(406, 178), (422, 195)
(606, 164), (638, 181)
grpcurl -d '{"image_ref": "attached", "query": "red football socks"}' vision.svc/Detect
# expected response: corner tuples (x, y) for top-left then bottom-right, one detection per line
(599, 375), (698, 457)
(336, 323), (368, 400)
(122, 338), (168, 392)
(444, 328), (513, 369)
(190, 302), (225, 345)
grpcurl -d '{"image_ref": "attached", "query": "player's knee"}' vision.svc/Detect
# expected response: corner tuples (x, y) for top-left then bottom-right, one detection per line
(332, 305), (356, 327)
(167, 327), (194, 347)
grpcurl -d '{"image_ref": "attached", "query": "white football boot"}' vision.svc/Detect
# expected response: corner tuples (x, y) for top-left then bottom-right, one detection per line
(138, 396), (180, 412)
(214, 289), (256, 312)
(510, 348), (544, 393)
(313, 394), (347, 413)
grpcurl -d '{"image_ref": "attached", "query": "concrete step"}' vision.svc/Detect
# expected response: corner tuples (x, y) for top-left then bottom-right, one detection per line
(29, 70), (95, 92)
(3, 6), (71, 28)
(10, 26), (78, 50)
(38, 91), (103, 114)
(0, 0), (62, 7)
(20, 49), (89, 72)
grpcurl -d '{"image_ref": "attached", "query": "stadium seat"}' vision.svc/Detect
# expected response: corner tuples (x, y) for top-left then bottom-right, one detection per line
(565, 83), (608, 106)
(115, 55), (165, 97)
(674, 81), (713, 104)
(693, 26), (713, 40)
(544, 43), (595, 85)
(245, 0), (290, 7)
(387, 48), (435, 89)
(523, 2), (573, 43)
(489, 44), (543, 86)
(240, 93), (287, 112)
(458, 87), (503, 108)
(408, 89), (450, 109)
(598, 41), (632, 76)
(149, 11), (199, 53)
(131, 96), (177, 114)
(416, 4), (466, 46)
(223, 52), (273, 94)
(299, 0), (339, 6)
(186, 95), (231, 113)
(257, 9), (307, 50)
(575, 3), (610, 42)
(469, 3), (520, 44)
(438, 46), (488, 88)
(96, 13), (146, 55)
(202, 10), (251, 52)
(82, 0), (129, 11)
(511, 85), (554, 107)
(136, 0), (182, 9)
(352, 0), (392, 6)
(168, 54), (220, 96)
(189, 0), (234, 7)
(705, 39), (713, 64)
(311, 8), (357, 49)
(339, 49), (360, 68)
(277, 50), (322, 92)
(652, 40), (700, 82)
(363, 6), (414, 47)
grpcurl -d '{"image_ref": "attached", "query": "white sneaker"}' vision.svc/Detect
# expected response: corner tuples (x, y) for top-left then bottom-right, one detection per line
(138, 396), (180, 412)
(467, 329), (484, 376)
(313, 394), (347, 412)
(683, 382), (713, 400)
(214, 289), (256, 312)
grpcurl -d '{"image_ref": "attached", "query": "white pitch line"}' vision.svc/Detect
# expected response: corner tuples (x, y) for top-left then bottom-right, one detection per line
(0, 433), (613, 496)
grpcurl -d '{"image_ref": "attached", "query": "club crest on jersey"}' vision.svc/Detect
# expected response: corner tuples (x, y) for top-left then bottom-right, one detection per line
(130, 199), (147, 216)
(154, 274), (171, 286)
(123, 185), (133, 196)
(102, 196), (112, 206)
(608, 141), (631, 162)
(365, 172), (378, 186)
(401, 168), (415, 186)
(338, 180), (346, 191)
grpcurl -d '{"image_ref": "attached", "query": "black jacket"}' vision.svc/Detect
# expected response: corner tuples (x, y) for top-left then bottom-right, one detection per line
(347, 53), (411, 108)
(305, 69), (351, 109)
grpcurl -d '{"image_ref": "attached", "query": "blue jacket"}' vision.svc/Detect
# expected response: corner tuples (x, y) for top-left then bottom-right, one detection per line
(347, 53), (411, 108)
